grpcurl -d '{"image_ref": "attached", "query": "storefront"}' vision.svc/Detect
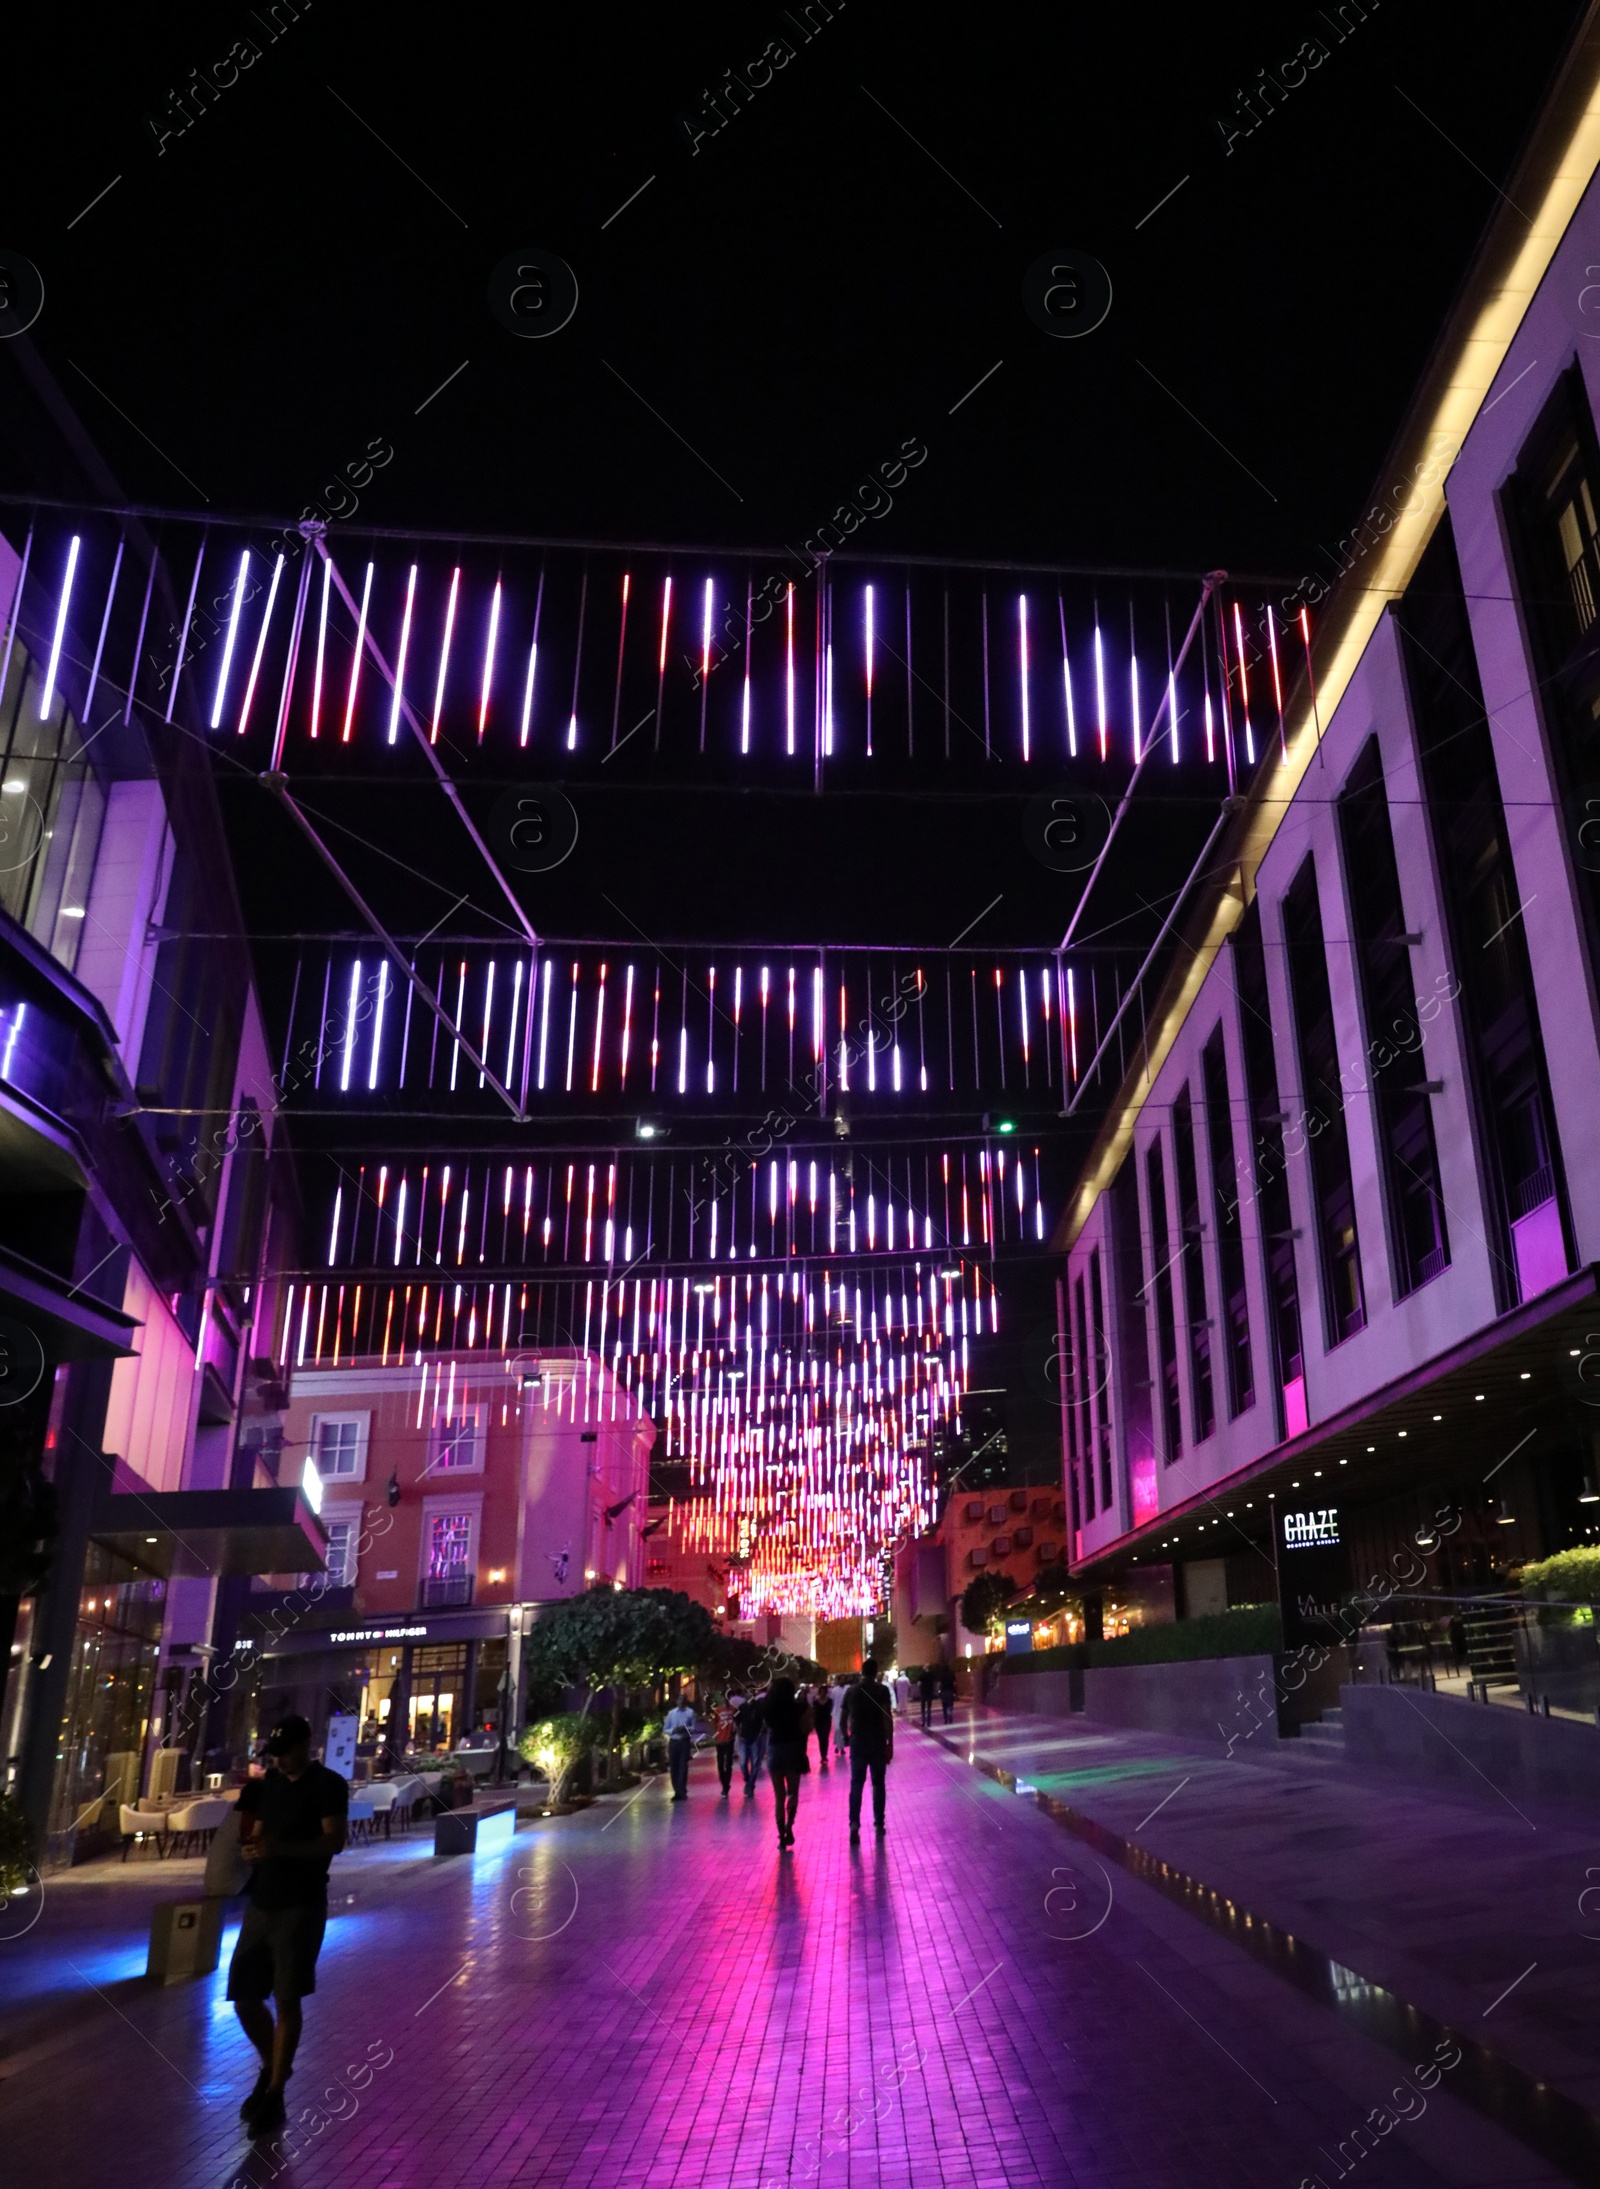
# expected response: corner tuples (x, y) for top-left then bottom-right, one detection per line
(254, 1607), (516, 1762)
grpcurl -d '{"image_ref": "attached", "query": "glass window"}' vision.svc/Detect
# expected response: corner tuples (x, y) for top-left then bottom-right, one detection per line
(429, 1407), (483, 1471)
(313, 1414), (367, 1478)
(0, 636), (107, 976)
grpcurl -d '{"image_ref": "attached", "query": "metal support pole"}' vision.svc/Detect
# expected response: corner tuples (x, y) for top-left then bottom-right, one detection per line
(262, 775), (526, 1118)
(312, 537), (541, 953)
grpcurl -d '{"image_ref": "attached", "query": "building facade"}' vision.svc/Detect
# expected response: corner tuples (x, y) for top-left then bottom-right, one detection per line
(1056, 97), (1600, 1626)
(247, 1348), (652, 1757)
(0, 377), (321, 1859)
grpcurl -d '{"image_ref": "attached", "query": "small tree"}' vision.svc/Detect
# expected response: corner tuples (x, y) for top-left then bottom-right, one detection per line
(522, 1588), (718, 1750)
(960, 1570), (1018, 1638)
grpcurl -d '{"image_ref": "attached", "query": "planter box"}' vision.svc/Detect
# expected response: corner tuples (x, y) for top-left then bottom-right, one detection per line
(990, 1651), (1344, 1743)
(1340, 1682), (1600, 1809)
(434, 1801), (518, 1857)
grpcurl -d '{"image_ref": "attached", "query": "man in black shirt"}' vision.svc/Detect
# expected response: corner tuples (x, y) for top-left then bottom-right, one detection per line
(844, 1659), (895, 1842)
(227, 1715), (349, 2138)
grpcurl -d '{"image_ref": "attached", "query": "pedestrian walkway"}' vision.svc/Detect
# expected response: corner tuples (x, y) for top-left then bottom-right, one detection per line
(0, 1735), (1579, 2188)
(934, 1701), (1600, 2126)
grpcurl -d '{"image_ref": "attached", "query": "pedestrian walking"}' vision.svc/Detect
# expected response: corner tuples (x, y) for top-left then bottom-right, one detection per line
(918, 1663), (936, 1729)
(939, 1659), (956, 1724)
(710, 1693), (738, 1794)
(844, 1660), (895, 1841)
(736, 1690), (768, 1793)
(766, 1677), (810, 1848)
(892, 1668), (912, 1713)
(830, 1674), (851, 1758)
(811, 1681), (833, 1768)
(665, 1694), (698, 1799)
(228, 1715), (349, 2139)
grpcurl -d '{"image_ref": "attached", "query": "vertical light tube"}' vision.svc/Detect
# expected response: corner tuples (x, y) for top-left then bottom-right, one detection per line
(1231, 600), (1256, 766)
(864, 584), (874, 756)
(342, 562), (374, 743)
(387, 564), (418, 744)
(506, 958), (523, 1086)
(480, 960), (496, 1090)
(1093, 610), (1107, 760)
(368, 960), (390, 1090)
(520, 565), (545, 747)
(654, 574), (672, 751)
(431, 566), (461, 743)
(340, 960), (362, 1091)
(1017, 593), (1030, 763)
(591, 962), (607, 1093)
(741, 578), (753, 755)
(1129, 604), (1141, 765)
(210, 550), (252, 729)
(39, 535), (82, 720)
(785, 583), (795, 755)
(699, 577), (713, 752)
(705, 966), (716, 1093)
(620, 963), (635, 1088)
(1058, 593), (1076, 758)
(82, 537), (124, 728)
(236, 552), (285, 736)
(1266, 602), (1287, 764)
(537, 957), (553, 1089)
(479, 577), (501, 741)
(309, 553), (332, 738)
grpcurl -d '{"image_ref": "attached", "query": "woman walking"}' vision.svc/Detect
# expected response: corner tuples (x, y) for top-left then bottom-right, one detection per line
(765, 1677), (809, 1849)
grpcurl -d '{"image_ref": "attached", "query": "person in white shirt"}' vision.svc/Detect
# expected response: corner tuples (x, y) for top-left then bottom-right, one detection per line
(891, 1671), (911, 1713)
(664, 1697), (698, 1800)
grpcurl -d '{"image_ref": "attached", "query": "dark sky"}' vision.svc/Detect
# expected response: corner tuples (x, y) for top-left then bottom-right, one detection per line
(6, 1), (1583, 570)
(4, 0), (1588, 1479)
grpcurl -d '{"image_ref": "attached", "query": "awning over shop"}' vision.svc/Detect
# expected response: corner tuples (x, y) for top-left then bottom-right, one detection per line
(92, 1485), (327, 1577)
(0, 1239), (138, 1361)
(1070, 1263), (1600, 1586)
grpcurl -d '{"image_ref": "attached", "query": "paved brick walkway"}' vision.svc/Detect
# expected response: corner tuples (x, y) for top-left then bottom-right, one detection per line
(0, 1734), (1573, 2188)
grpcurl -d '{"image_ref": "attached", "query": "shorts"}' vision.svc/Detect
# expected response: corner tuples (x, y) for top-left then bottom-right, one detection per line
(226, 1900), (328, 2002)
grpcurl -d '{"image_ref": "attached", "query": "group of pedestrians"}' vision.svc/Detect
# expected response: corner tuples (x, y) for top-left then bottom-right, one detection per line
(917, 1660), (957, 1729)
(667, 1659), (907, 1846)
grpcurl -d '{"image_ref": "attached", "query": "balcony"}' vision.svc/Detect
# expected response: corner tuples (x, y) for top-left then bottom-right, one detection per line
(422, 1575), (475, 1608)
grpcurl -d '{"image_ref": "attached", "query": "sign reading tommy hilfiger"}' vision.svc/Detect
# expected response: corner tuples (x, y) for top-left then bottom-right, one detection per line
(1275, 1501), (1351, 1651)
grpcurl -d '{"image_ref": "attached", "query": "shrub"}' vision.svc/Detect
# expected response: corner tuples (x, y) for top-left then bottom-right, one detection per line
(518, 1713), (610, 1802)
(1519, 1548), (1600, 1605)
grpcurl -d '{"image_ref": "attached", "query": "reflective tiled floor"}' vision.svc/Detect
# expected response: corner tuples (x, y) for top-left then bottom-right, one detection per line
(0, 1733), (1576, 2187)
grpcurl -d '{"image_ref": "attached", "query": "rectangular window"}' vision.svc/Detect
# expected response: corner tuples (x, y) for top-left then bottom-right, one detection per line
(1282, 856), (1366, 1345)
(1400, 515), (1570, 1307)
(1088, 1247), (1113, 1511)
(311, 1413), (368, 1480)
(323, 1518), (357, 1587)
(1146, 1137), (1183, 1462)
(423, 1510), (475, 1606)
(428, 1405), (485, 1473)
(1110, 1156), (1158, 1523)
(1233, 900), (1304, 1423)
(1073, 1273), (1094, 1519)
(1201, 1027), (1254, 1416)
(0, 635), (107, 976)
(1171, 1086), (1215, 1441)
(1336, 738), (1449, 1294)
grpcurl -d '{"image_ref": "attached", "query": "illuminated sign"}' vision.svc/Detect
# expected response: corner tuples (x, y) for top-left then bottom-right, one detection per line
(1004, 1618), (1034, 1656)
(302, 1456), (324, 1515)
(1282, 1507), (1340, 1550)
(329, 1624), (429, 1643)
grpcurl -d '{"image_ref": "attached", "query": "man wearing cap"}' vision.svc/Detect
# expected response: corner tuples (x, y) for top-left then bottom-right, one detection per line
(228, 1715), (349, 2138)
